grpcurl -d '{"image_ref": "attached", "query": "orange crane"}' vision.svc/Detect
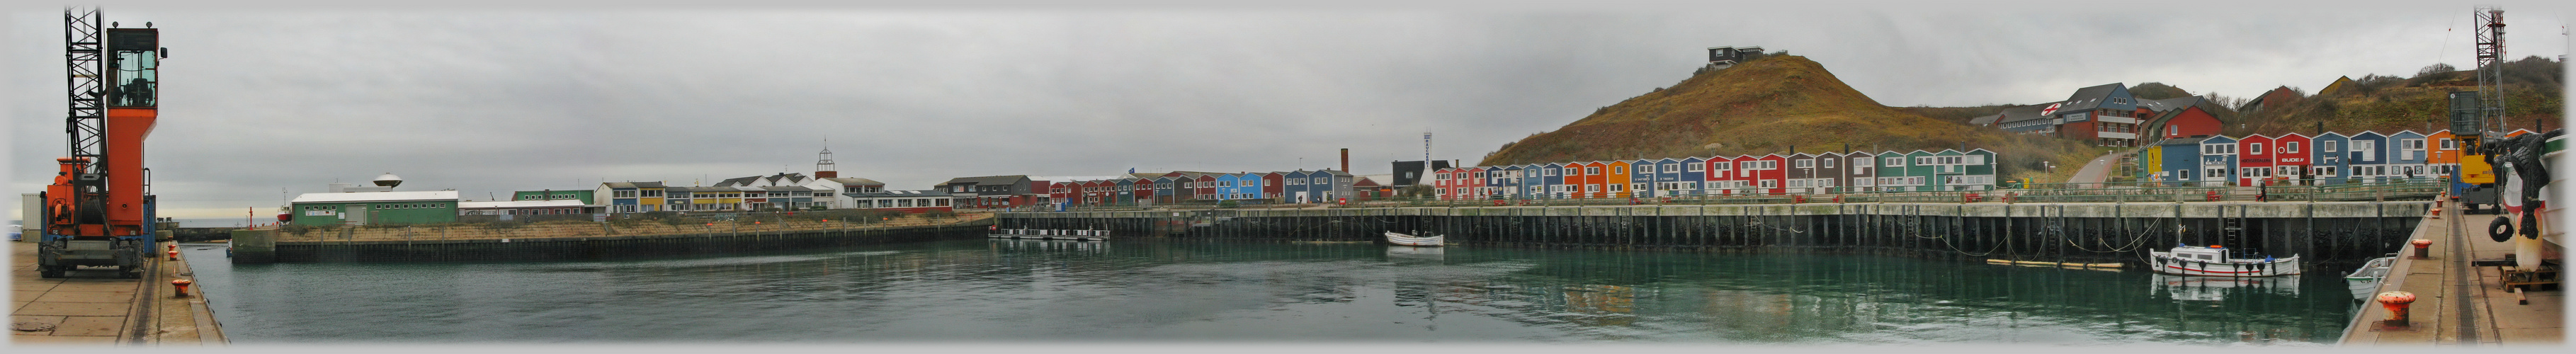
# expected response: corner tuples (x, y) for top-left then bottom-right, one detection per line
(38, 7), (162, 278)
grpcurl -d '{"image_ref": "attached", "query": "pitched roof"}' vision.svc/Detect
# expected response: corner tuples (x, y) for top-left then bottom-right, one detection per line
(292, 190), (460, 203)
(2135, 96), (2204, 113)
(458, 200), (589, 209)
(819, 177), (883, 185)
(937, 175), (1029, 186)
(713, 176), (762, 187)
(2155, 137), (2211, 146)
(602, 181), (665, 189)
(2055, 83), (2126, 112)
(1996, 103), (2057, 124)
(1967, 114), (2002, 125)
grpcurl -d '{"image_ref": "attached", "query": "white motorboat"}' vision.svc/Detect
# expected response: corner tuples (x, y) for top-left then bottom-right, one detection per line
(2344, 256), (2398, 300)
(2148, 244), (2300, 277)
(1385, 231), (1443, 246)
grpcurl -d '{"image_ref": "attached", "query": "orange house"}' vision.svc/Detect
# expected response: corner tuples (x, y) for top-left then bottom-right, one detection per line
(1604, 160), (1634, 198)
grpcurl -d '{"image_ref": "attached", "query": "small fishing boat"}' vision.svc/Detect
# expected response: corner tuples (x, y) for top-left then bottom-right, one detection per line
(2344, 256), (2398, 300)
(2148, 244), (2300, 277)
(1384, 231), (1443, 246)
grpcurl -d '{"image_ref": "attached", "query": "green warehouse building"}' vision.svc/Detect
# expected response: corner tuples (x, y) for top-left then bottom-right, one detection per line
(288, 190), (460, 227)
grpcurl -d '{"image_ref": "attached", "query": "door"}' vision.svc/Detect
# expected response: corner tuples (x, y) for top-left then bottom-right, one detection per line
(343, 205), (369, 226)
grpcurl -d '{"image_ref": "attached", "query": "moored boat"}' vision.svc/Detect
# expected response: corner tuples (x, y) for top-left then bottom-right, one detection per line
(2148, 244), (2300, 277)
(2344, 255), (2398, 300)
(1384, 231), (1443, 246)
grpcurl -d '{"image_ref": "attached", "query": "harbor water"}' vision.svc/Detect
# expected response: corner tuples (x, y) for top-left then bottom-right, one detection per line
(176, 239), (2361, 344)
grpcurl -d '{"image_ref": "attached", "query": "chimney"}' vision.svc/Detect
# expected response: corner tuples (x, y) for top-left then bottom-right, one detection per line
(1340, 149), (1350, 172)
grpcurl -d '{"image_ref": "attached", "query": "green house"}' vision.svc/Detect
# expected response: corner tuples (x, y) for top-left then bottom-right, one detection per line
(288, 190), (460, 227)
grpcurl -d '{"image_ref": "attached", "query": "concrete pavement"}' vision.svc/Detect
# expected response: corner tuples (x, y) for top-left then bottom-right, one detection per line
(10, 239), (226, 346)
(2339, 205), (2563, 346)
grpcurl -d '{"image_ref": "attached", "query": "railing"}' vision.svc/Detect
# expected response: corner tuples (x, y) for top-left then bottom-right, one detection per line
(1011, 178), (2450, 212)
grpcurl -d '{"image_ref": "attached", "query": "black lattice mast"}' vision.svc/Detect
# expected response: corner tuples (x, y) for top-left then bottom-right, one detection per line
(64, 7), (106, 175)
(2473, 6), (2507, 133)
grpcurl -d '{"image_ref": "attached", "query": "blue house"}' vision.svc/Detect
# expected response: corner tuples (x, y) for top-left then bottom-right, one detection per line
(1515, 164), (1544, 199)
(2310, 132), (2351, 185)
(2348, 131), (2389, 183)
(1281, 170), (1315, 203)
(2154, 137), (2207, 185)
(2388, 130), (2430, 179)
(1213, 173), (1244, 200)
(2197, 135), (2240, 186)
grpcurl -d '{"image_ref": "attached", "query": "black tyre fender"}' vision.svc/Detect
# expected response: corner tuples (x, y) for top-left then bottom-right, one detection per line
(2487, 217), (2515, 243)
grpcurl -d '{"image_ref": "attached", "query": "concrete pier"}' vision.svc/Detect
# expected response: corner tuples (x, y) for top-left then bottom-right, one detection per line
(1003, 201), (2432, 266)
(11, 240), (227, 346)
(2339, 210), (2564, 346)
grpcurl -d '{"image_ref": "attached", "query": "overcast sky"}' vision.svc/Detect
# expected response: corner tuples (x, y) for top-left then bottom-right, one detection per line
(6, 1), (2570, 224)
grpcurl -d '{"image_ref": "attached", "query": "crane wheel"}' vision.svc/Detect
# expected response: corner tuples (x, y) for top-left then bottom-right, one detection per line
(39, 266), (64, 278)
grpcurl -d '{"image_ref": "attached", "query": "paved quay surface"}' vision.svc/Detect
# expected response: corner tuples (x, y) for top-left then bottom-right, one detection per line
(10, 239), (227, 346)
(2340, 207), (2564, 346)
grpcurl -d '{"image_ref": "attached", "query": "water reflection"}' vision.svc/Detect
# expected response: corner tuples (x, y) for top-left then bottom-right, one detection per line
(2152, 274), (2302, 302)
(183, 239), (2355, 344)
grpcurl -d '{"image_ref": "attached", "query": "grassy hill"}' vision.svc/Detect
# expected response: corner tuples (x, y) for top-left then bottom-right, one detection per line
(2230, 56), (2562, 136)
(1478, 55), (2101, 183)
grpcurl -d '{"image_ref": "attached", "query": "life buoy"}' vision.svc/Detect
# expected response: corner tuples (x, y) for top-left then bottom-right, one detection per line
(2487, 217), (2514, 243)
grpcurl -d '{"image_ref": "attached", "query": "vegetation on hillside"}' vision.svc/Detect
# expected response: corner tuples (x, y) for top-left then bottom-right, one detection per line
(2229, 55), (2562, 136)
(2129, 82), (2194, 100)
(1478, 55), (2100, 183)
(1894, 105), (2012, 125)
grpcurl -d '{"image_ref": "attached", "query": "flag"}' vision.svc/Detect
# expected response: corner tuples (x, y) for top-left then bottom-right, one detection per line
(1129, 168), (1136, 173)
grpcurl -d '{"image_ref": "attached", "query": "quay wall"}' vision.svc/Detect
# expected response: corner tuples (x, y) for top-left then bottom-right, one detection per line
(999, 202), (2430, 267)
(229, 221), (991, 263)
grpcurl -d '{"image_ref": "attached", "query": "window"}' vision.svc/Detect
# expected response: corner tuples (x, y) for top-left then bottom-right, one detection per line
(1609, 184), (1623, 192)
(2440, 138), (2456, 149)
(2286, 142), (2300, 154)
(2323, 141), (2339, 152)
(1613, 166), (1625, 174)
(1823, 159), (1836, 168)
(1759, 180), (1776, 188)
(1714, 162), (1732, 171)
(1638, 165), (1655, 173)
(1886, 158), (1903, 167)
(2167, 125), (2178, 136)
(1686, 164), (1704, 172)
(1586, 167), (1600, 175)
(2355, 140), (2375, 159)
(1795, 159), (1813, 168)
(1543, 169), (1556, 176)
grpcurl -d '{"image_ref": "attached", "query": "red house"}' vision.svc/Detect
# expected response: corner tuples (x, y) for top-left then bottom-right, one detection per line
(2273, 132), (2314, 184)
(1261, 172), (1285, 201)
(2236, 135), (2277, 186)
(1752, 154), (1788, 195)
(1194, 174), (1219, 201)
(2145, 105), (2225, 139)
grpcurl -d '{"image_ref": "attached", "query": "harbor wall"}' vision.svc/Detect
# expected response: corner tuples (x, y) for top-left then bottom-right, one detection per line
(999, 202), (2430, 268)
(234, 221), (990, 263)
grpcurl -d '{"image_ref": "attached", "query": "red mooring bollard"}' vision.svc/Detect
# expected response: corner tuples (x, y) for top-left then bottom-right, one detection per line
(171, 279), (193, 298)
(2410, 239), (2433, 259)
(2376, 291), (2416, 328)
(166, 249), (179, 261)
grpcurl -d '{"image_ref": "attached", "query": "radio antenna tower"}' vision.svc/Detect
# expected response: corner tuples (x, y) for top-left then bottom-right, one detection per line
(2473, 6), (2507, 133)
